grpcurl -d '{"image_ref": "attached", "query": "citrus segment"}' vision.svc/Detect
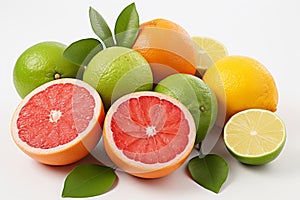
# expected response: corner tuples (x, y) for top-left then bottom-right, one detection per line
(103, 91), (196, 178)
(11, 78), (105, 165)
(224, 109), (286, 165)
(154, 74), (218, 144)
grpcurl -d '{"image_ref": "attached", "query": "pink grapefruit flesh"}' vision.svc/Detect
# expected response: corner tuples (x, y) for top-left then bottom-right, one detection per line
(103, 91), (196, 178)
(11, 78), (105, 165)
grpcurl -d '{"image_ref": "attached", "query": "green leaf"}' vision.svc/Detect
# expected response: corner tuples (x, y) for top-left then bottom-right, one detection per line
(188, 154), (229, 193)
(63, 38), (103, 66)
(114, 3), (139, 48)
(89, 7), (115, 47)
(62, 164), (117, 198)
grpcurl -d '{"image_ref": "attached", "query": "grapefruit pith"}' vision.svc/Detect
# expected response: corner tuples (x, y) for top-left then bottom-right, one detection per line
(10, 78), (105, 165)
(103, 91), (196, 178)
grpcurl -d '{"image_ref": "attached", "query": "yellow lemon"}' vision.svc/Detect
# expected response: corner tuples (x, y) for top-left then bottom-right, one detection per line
(203, 56), (278, 126)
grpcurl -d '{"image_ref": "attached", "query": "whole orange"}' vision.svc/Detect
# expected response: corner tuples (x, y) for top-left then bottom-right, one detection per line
(139, 18), (190, 36)
(203, 56), (278, 127)
(132, 18), (198, 83)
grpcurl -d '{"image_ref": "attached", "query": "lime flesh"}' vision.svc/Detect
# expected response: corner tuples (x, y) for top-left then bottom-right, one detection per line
(192, 36), (228, 77)
(224, 109), (286, 165)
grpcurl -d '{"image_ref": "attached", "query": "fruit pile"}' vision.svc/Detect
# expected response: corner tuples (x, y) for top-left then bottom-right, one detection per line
(10, 3), (286, 197)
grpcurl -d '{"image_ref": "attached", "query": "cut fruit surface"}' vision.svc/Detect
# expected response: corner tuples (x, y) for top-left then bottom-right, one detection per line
(11, 78), (105, 165)
(103, 91), (196, 178)
(224, 109), (286, 165)
(192, 36), (227, 77)
(154, 73), (218, 144)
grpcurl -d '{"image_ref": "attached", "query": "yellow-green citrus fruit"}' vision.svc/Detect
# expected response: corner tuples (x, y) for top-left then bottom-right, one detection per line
(224, 109), (286, 165)
(13, 41), (80, 98)
(154, 73), (218, 144)
(83, 46), (153, 110)
(192, 36), (228, 77)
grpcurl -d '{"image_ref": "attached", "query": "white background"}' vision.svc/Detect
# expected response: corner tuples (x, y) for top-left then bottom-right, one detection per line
(1, 0), (299, 199)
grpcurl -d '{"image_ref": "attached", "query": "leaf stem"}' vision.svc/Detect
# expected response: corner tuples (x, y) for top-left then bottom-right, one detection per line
(198, 142), (206, 158)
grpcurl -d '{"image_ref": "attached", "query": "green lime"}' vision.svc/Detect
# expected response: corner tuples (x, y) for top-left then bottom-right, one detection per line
(154, 73), (218, 144)
(224, 109), (286, 165)
(13, 41), (80, 98)
(83, 46), (153, 110)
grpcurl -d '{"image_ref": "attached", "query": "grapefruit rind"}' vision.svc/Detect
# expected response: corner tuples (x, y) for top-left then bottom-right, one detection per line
(223, 109), (286, 165)
(10, 78), (105, 165)
(103, 91), (196, 178)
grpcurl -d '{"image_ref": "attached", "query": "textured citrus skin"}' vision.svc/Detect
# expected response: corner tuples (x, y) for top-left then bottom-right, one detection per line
(155, 74), (218, 144)
(13, 41), (79, 98)
(103, 91), (196, 178)
(132, 18), (198, 83)
(11, 79), (105, 165)
(83, 46), (153, 110)
(203, 56), (278, 126)
(139, 18), (190, 36)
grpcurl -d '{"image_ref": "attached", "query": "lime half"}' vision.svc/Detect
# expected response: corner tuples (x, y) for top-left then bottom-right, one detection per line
(192, 36), (227, 77)
(224, 109), (286, 165)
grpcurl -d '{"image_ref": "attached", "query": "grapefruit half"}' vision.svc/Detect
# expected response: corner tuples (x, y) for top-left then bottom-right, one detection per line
(10, 78), (105, 165)
(103, 91), (196, 178)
